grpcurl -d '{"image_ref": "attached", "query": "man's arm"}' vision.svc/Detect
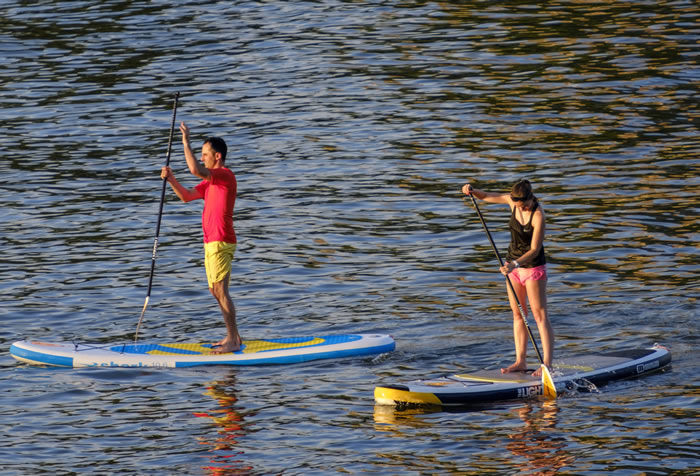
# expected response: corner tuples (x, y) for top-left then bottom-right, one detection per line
(161, 166), (202, 203)
(180, 121), (211, 180)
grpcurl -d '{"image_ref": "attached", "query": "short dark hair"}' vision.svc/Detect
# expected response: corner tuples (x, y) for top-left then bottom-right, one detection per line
(511, 179), (534, 200)
(205, 137), (227, 162)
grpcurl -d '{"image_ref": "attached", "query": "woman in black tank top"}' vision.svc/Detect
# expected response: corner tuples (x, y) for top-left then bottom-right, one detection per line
(506, 198), (546, 268)
(461, 179), (554, 376)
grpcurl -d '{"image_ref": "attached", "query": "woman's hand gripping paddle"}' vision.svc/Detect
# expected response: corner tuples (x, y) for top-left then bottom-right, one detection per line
(134, 92), (180, 342)
(465, 187), (557, 399)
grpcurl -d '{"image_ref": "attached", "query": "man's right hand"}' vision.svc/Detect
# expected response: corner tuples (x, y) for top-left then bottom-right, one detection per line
(180, 121), (191, 144)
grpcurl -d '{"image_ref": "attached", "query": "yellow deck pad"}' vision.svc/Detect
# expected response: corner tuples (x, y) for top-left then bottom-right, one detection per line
(453, 373), (534, 384)
(557, 363), (594, 372)
(145, 337), (326, 356)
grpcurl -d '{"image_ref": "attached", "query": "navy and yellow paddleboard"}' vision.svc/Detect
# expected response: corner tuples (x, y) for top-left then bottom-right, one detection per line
(375, 346), (671, 406)
(10, 334), (395, 368)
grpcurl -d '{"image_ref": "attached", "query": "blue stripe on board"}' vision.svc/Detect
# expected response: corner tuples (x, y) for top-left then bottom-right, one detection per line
(174, 340), (396, 367)
(109, 334), (364, 355)
(10, 343), (74, 367)
(108, 344), (203, 355)
(272, 335), (362, 345)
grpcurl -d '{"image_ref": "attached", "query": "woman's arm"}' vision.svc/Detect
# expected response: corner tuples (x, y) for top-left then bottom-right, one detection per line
(462, 183), (510, 204)
(521, 210), (545, 265)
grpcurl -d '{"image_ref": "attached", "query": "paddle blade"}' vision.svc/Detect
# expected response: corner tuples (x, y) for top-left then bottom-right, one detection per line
(541, 364), (557, 399)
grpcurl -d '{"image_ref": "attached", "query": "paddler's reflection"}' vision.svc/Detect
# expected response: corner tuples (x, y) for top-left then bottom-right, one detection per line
(507, 401), (574, 474)
(373, 400), (574, 473)
(194, 373), (254, 475)
(373, 403), (443, 431)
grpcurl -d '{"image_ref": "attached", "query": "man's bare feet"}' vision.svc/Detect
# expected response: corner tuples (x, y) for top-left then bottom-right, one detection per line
(211, 336), (242, 354)
(501, 362), (528, 374)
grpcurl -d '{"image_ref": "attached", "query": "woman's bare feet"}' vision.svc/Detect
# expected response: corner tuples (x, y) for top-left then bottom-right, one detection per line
(531, 364), (552, 378)
(501, 362), (528, 374)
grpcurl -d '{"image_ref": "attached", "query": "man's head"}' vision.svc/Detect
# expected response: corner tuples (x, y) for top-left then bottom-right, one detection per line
(203, 136), (228, 165)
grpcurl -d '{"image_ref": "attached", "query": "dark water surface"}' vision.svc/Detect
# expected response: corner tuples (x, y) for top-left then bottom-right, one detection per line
(1, 1), (698, 474)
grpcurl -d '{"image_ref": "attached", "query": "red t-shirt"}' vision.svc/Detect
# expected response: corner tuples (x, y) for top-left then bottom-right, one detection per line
(194, 167), (237, 244)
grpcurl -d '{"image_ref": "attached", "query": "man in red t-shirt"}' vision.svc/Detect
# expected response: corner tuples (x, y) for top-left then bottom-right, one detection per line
(161, 122), (241, 353)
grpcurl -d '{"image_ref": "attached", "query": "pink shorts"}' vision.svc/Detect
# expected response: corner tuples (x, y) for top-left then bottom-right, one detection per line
(509, 264), (547, 286)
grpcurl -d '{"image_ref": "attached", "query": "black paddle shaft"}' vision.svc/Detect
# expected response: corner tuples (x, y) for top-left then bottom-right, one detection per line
(134, 92), (179, 342)
(146, 91), (179, 295)
(467, 191), (545, 365)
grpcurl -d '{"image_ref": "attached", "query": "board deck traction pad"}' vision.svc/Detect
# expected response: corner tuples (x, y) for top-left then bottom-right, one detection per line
(10, 334), (395, 368)
(374, 346), (671, 406)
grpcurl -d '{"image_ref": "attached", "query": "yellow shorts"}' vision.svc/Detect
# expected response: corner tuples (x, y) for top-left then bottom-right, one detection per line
(204, 241), (236, 288)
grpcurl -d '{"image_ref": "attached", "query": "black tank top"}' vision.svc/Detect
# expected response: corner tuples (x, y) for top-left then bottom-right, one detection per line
(506, 199), (546, 267)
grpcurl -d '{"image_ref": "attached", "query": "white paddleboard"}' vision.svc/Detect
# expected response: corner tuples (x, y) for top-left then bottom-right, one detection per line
(10, 334), (395, 368)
